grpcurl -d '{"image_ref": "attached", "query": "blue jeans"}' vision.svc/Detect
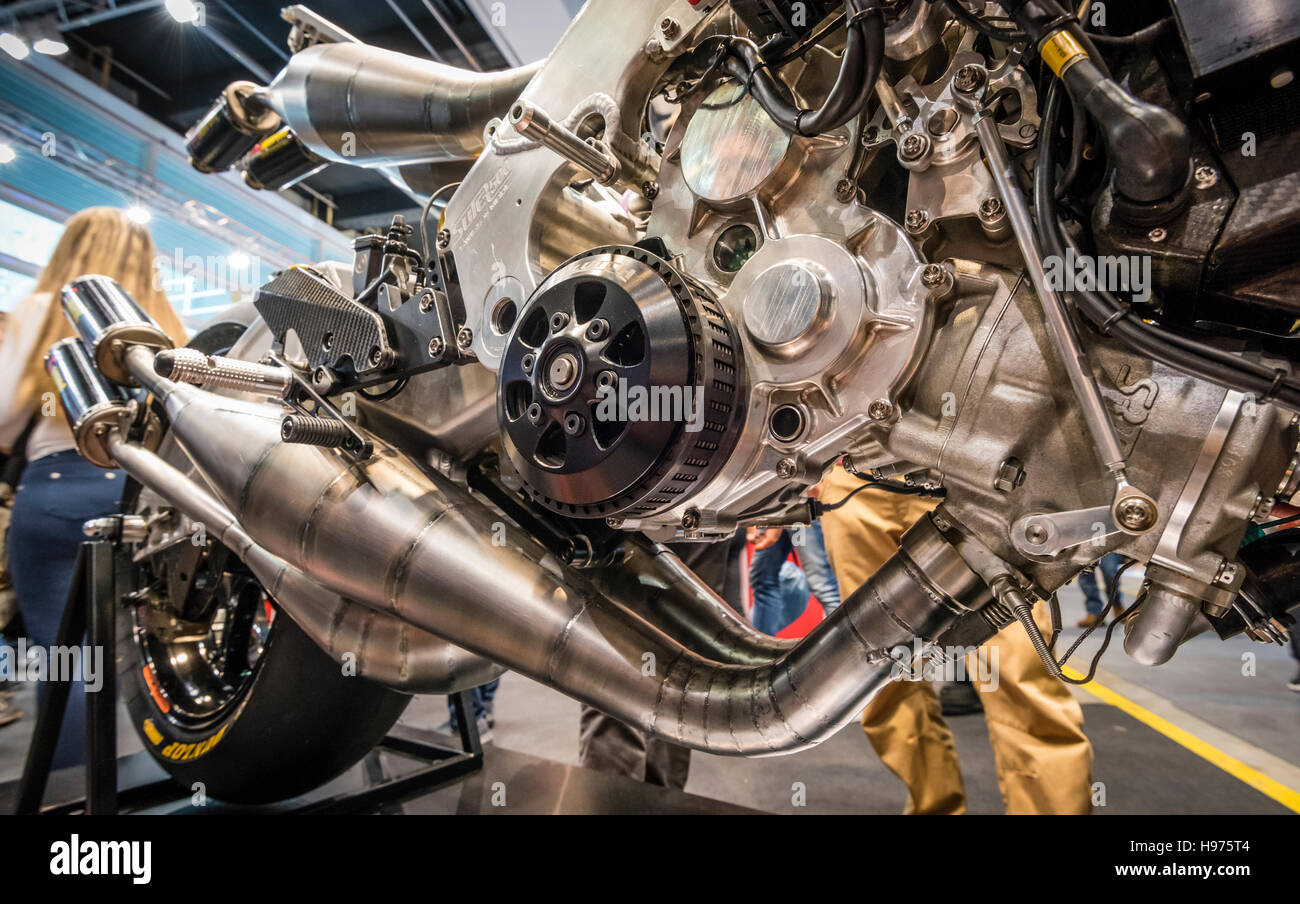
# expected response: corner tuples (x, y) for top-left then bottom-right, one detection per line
(8, 451), (124, 769)
(750, 523), (842, 634)
(1078, 553), (1124, 616)
(447, 678), (500, 726)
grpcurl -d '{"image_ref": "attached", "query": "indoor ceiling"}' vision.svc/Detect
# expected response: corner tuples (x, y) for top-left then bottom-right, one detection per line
(0, 0), (518, 231)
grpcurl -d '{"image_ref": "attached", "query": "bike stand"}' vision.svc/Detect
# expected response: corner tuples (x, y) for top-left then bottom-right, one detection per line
(11, 520), (484, 815)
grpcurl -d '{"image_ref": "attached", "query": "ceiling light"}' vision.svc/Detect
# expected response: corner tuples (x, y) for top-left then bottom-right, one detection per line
(0, 143), (16, 165)
(165, 0), (200, 24)
(125, 204), (152, 225)
(0, 32), (29, 60)
(33, 38), (68, 56)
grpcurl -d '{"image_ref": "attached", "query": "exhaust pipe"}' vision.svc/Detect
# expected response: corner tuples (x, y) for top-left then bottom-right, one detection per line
(266, 42), (541, 167)
(121, 339), (992, 755)
(107, 435), (503, 695)
(44, 309), (500, 695)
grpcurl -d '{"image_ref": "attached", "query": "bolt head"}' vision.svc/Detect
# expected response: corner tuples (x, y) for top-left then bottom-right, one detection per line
(521, 352), (536, 374)
(921, 263), (946, 288)
(437, 229), (451, 249)
(526, 402), (544, 425)
(979, 197), (1004, 220)
(905, 209), (930, 232)
(1148, 227), (1168, 243)
(681, 508), (701, 531)
(586, 318), (610, 341)
(868, 398), (894, 420)
(1194, 165), (1218, 189)
(1116, 496), (1158, 532)
(457, 327), (474, 349)
(642, 180), (660, 199)
(776, 458), (797, 479)
(563, 412), (586, 436)
(550, 311), (570, 333)
(1025, 523), (1049, 545)
(900, 132), (929, 161)
(954, 64), (986, 94)
(659, 16), (680, 38)
(428, 337), (445, 359)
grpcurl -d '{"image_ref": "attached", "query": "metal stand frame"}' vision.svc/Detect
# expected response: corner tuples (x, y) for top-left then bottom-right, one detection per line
(11, 523), (483, 815)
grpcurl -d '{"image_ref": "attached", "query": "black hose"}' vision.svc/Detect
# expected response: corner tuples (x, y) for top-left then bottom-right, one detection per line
(722, 0), (885, 136)
(1034, 81), (1300, 409)
(942, 0), (1026, 41)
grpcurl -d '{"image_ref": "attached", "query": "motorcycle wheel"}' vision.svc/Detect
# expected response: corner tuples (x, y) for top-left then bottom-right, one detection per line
(117, 317), (410, 804)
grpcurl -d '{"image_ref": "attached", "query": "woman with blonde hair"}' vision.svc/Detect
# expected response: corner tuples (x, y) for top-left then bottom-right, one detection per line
(0, 206), (185, 766)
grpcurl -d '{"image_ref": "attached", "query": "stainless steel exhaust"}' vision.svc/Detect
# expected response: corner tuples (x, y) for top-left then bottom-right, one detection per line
(123, 344), (992, 755)
(105, 434), (503, 695)
(266, 42), (541, 167)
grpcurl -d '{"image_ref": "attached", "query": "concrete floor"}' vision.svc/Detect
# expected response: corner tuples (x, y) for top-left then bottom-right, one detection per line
(2, 575), (1297, 813)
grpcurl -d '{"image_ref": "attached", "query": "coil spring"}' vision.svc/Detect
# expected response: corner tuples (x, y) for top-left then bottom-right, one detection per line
(281, 414), (350, 447)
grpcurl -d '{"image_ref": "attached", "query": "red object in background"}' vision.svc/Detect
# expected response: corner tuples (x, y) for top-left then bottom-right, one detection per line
(743, 541), (826, 640)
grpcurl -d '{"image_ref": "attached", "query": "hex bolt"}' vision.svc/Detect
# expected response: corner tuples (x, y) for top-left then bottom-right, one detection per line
(868, 398), (895, 421)
(905, 209), (930, 233)
(526, 402), (544, 425)
(899, 132), (929, 162)
(995, 457), (1026, 493)
(1194, 165), (1218, 189)
(776, 458), (798, 480)
(521, 353), (536, 375)
(659, 16), (680, 38)
(550, 311), (570, 333)
(586, 318), (610, 341)
(563, 412), (586, 436)
(921, 263), (946, 288)
(953, 64), (986, 94)
(681, 508), (701, 531)
(456, 327), (474, 350)
(1115, 496), (1158, 532)
(428, 337), (445, 359)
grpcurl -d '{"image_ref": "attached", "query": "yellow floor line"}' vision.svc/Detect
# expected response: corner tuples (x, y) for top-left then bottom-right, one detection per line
(1062, 665), (1300, 813)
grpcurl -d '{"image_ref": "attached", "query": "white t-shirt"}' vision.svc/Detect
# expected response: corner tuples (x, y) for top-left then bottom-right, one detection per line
(0, 291), (77, 463)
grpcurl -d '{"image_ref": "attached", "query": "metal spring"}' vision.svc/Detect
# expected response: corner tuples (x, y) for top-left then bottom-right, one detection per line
(280, 414), (350, 447)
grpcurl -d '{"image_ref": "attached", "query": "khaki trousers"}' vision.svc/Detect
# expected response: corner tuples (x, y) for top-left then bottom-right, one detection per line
(819, 465), (1093, 814)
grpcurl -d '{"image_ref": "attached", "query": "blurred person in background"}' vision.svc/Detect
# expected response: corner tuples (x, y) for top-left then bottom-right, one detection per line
(0, 207), (186, 766)
(818, 461), (1093, 814)
(748, 521), (841, 635)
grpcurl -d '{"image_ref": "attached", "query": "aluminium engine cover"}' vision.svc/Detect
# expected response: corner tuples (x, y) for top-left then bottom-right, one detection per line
(498, 245), (745, 519)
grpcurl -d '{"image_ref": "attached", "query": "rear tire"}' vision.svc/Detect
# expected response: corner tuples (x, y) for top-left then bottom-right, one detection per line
(118, 318), (410, 804)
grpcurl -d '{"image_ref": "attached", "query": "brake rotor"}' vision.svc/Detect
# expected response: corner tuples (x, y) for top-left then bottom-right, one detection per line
(498, 245), (744, 519)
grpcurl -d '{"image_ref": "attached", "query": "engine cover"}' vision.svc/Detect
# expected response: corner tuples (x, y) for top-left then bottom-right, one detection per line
(498, 245), (745, 519)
